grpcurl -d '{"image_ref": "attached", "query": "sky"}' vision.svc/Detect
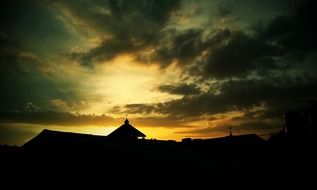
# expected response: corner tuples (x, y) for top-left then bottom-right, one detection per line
(1, 0), (317, 145)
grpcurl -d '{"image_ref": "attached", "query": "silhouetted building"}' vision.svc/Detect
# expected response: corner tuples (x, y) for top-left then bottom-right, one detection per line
(270, 100), (317, 144)
(108, 118), (146, 140)
(181, 134), (264, 146)
(22, 119), (147, 149)
(199, 134), (265, 145)
(284, 111), (308, 138)
(181, 138), (192, 143)
(284, 101), (316, 140)
(23, 129), (107, 149)
(306, 100), (316, 138)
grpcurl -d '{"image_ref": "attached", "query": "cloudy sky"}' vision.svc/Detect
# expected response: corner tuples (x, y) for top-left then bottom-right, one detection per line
(1, 0), (317, 145)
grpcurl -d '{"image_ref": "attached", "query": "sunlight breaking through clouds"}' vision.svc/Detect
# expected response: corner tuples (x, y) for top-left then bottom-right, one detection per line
(1, 0), (317, 145)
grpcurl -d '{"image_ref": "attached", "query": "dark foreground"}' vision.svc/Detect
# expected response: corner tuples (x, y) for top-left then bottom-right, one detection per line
(0, 139), (315, 187)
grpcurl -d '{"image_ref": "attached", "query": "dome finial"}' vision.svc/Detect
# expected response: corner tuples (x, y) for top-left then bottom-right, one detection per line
(229, 126), (233, 137)
(124, 114), (129, 124)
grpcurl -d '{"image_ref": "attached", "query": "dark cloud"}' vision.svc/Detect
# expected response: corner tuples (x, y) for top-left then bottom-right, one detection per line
(0, 110), (191, 129)
(57, 0), (317, 81)
(122, 77), (317, 123)
(0, 0), (76, 55)
(58, 0), (181, 66)
(152, 29), (204, 66)
(157, 83), (201, 95)
(203, 31), (281, 78)
(202, 0), (317, 79)
(120, 93), (225, 118)
(0, 111), (116, 126)
(262, 0), (317, 52)
(0, 0), (85, 112)
(124, 104), (155, 115)
(0, 38), (81, 112)
(132, 116), (192, 128)
(150, 0), (317, 79)
(1, 0), (317, 141)
(72, 38), (137, 67)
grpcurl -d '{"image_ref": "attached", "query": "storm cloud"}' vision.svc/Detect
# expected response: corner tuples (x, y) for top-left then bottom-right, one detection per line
(157, 83), (201, 95)
(0, 111), (116, 126)
(123, 76), (317, 122)
(0, 0), (85, 113)
(1, 0), (317, 144)
(54, 0), (181, 66)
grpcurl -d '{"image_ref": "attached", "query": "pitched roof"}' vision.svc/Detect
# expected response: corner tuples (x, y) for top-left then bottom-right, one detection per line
(108, 118), (146, 139)
(22, 129), (106, 148)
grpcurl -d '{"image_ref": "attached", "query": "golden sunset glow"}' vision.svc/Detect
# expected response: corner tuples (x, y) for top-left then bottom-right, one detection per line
(1, 0), (316, 146)
(2, 1), (316, 187)
(80, 55), (181, 115)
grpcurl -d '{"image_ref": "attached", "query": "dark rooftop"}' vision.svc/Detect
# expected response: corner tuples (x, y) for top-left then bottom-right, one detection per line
(108, 118), (146, 139)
